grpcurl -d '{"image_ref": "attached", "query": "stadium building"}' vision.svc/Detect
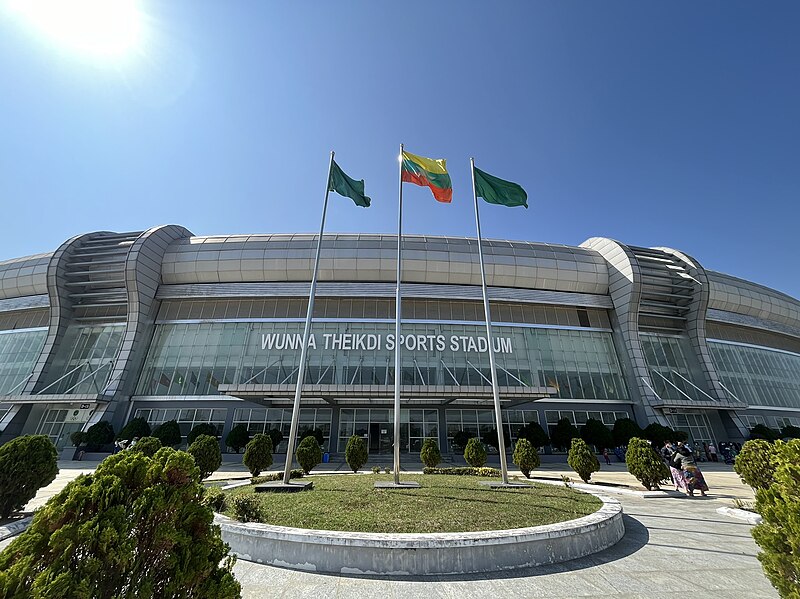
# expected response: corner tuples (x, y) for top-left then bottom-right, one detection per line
(0, 225), (798, 454)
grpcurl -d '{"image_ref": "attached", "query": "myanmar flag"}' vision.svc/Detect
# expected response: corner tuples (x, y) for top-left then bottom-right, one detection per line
(474, 166), (528, 208)
(401, 150), (452, 203)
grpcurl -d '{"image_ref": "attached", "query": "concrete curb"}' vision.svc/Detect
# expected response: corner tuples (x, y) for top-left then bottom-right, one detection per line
(717, 506), (762, 525)
(565, 481), (669, 498)
(0, 516), (32, 542)
(216, 487), (624, 576)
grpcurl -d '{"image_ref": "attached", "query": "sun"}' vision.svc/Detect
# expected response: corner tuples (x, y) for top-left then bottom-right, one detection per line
(6, 0), (143, 60)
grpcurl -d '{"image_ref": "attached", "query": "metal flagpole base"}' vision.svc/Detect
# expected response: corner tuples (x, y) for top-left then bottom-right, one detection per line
(374, 481), (421, 489)
(255, 481), (314, 493)
(479, 481), (530, 489)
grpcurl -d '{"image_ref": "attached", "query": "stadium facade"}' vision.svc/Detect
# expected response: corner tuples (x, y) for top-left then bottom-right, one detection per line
(1, 225), (798, 454)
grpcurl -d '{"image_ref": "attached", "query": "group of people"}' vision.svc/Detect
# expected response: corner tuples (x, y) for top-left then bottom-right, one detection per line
(660, 440), (710, 497)
(113, 437), (140, 453)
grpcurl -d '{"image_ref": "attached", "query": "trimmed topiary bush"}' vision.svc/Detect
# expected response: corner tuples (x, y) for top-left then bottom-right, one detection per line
(512, 438), (540, 478)
(296, 436), (322, 474)
(152, 420), (182, 448)
(117, 417), (151, 441)
(230, 495), (262, 523)
(187, 434), (222, 480)
(85, 421), (115, 451)
(0, 435), (59, 519)
(751, 439), (800, 597)
(567, 438), (600, 483)
(516, 422), (550, 448)
(345, 435), (368, 472)
(420, 438), (441, 468)
(225, 424), (250, 454)
(550, 418), (580, 451)
(267, 428), (284, 452)
(0, 448), (240, 598)
(612, 418), (642, 447)
(464, 437), (487, 468)
(243, 433), (273, 477)
(734, 439), (778, 491)
(188, 423), (219, 446)
(130, 436), (162, 457)
(625, 437), (669, 490)
(70, 430), (87, 447)
(581, 418), (614, 451)
(749, 424), (781, 442)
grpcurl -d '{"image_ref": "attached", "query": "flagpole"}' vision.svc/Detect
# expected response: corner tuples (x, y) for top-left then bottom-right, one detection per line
(470, 157), (510, 485)
(393, 144), (404, 485)
(283, 150), (334, 485)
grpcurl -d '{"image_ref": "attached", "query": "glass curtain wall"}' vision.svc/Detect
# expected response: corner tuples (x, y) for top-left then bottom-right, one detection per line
(337, 408), (437, 454)
(640, 333), (710, 402)
(41, 324), (124, 394)
(231, 407), (332, 451)
(445, 408), (540, 453)
(0, 328), (47, 395)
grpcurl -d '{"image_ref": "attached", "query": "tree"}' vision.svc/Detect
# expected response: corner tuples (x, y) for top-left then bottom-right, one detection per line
(0, 448), (240, 598)
(512, 439), (540, 478)
(130, 436), (161, 457)
(188, 423), (219, 446)
(612, 418), (642, 447)
(70, 431), (87, 447)
(452, 430), (471, 451)
(152, 420), (182, 448)
(749, 424), (781, 442)
(420, 438), (441, 468)
(734, 439), (778, 491)
(85, 421), (115, 451)
(751, 439), (800, 598)
(295, 436), (322, 474)
(780, 425), (800, 439)
(117, 417), (151, 441)
(567, 438), (600, 483)
(482, 428), (511, 451)
(267, 428), (284, 452)
(550, 418), (580, 451)
(187, 435), (222, 480)
(225, 424), (250, 453)
(464, 438), (487, 468)
(345, 435), (369, 472)
(0, 435), (58, 519)
(581, 418), (614, 451)
(516, 422), (550, 448)
(625, 437), (669, 490)
(643, 423), (674, 447)
(243, 434), (273, 477)
(299, 427), (325, 448)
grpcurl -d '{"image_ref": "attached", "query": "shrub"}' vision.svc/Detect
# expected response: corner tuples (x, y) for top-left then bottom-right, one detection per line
(130, 436), (162, 457)
(581, 418), (614, 451)
(642, 423), (674, 446)
(250, 470), (303, 484)
(70, 430), (87, 447)
(383, 466), (391, 474)
(85, 421), (115, 451)
(420, 438), (442, 468)
(152, 420), (182, 448)
(243, 434), (273, 477)
(482, 428), (511, 451)
(345, 435), (368, 472)
(203, 487), (227, 512)
(749, 424), (781, 442)
(567, 438), (600, 483)
(464, 437), (487, 467)
(451, 430), (471, 451)
(225, 424), (250, 454)
(612, 418), (642, 447)
(734, 439), (778, 490)
(296, 436), (322, 474)
(267, 428), (284, 452)
(299, 427), (325, 448)
(512, 439), (540, 478)
(116, 417), (151, 441)
(550, 418), (580, 451)
(625, 437), (669, 490)
(516, 422), (550, 448)
(0, 448), (240, 598)
(231, 495), (262, 523)
(780, 425), (800, 439)
(0, 435), (59, 519)
(422, 467), (501, 477)
(188, 423), (219, 445)
(751, 439), (800, 597)
(371, 466), (381, 474)
(187, 435), (222, 480)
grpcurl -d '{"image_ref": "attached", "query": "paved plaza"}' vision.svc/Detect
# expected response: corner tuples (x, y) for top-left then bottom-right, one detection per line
(3, 457), (777, 598)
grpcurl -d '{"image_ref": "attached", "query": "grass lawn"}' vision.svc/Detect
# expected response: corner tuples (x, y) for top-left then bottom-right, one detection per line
(223, 474), (601, 533)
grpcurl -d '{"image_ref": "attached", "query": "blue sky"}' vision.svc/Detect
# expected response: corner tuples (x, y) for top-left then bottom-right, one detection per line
(1, 2), (798, 298)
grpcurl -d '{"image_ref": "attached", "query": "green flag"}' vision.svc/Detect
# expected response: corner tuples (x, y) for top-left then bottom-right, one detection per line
(474, 166), (528, 208)
(328, 160), (371, 208)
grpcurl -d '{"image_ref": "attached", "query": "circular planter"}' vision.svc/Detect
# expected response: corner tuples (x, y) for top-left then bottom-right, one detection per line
(215, 488), (624, 576)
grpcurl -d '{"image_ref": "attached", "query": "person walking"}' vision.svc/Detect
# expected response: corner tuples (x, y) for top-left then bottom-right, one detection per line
(702, 442), (711, 462)
(660, 440), (686, 493)
(603, 447), (611, 465)
(708, 442), (718, 462)
(673, 442), (709, 497)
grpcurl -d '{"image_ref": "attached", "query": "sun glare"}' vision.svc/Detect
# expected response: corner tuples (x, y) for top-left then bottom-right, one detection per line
(7, 0), (143, 60)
